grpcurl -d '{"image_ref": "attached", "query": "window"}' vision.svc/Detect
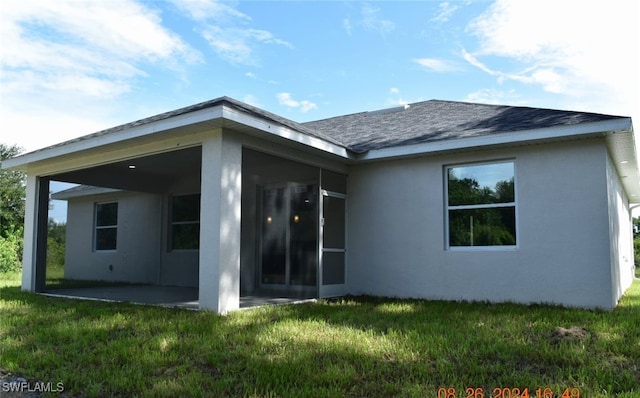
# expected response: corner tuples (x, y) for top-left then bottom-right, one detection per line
(170, 194), (200, 250)
(95, 202), (118, 251)
(446, 161), (516, 248)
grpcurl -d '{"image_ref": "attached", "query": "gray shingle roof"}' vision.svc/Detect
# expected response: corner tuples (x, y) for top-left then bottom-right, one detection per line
(303, 100), (625, 153)
(22, 96), (345, 157)
(15, 97), (628, 160)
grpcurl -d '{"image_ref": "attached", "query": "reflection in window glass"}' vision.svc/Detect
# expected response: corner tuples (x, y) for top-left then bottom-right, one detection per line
(171, 194), (200, 222)
(95, 202), (118, 251)
(448, 162), (514, 206)
(171, 194), (200, 250)
(446, 161), (516, 247)
(448, 207), (516, 246)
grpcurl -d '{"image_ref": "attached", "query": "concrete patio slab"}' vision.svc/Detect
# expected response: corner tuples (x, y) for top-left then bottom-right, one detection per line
(43, 286), (200, 309)
(41, 286), (317, 310)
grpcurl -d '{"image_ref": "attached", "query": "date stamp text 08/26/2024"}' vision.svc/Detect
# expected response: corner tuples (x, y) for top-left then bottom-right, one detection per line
(437, 387), (581, 398)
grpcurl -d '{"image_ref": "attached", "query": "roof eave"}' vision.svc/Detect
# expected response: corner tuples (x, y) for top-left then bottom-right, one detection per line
(355, 116), (640, 202)
(2, 105), (225, 171)
(2, 102), (353, 172)
(604, 122), (640, 203)
(220, 105), (352, 160)
(51, 186), (122, 200)
(355, 117), (633, 160)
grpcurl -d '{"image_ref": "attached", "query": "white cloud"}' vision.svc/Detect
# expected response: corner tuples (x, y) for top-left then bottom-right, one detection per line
(174, 0), (292, 66)
(0, 0), (200, 151)
(414, 58), (460, 73)
(360, 3), (395, 34)
(245, 72), (257, 79)
(201, 26), (293, 66)
(0, 100), (110, 152)
(465, 0), (639, 118)
(277, 93), (299, 108)
(386, 87), (411, 107)
(460, 49), (529, 86)
(169, 0), (251, 22)
(463, 88), (524, 105)
(276, 93), (318, 113)
(431, 2), (459, 23)
(341, 3), (394, 37)
(343, 18), (353, 35)
(1, 1), (198, 66)
(242, 94), (260, 107)
(300, 101), (318, 113)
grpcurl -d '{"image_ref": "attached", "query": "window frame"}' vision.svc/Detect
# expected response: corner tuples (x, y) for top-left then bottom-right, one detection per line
(169, 193), (201, 251)
(444, 159), (518, 251)
(94, 201), (118, 252)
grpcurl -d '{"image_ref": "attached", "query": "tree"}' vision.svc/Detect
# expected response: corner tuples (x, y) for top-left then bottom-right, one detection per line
(633, 217), (640, 269)
(447, 172), (516, 246)
(0, 144), (26, 272)
(47, 219), (66, 272)
(0, 144), (26, 238)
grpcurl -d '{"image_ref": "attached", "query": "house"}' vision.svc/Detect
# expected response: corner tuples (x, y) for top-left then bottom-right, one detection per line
(3, 97), (637, 313)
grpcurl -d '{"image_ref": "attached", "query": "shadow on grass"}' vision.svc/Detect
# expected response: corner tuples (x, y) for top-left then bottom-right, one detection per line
(1, 279), (639, 397)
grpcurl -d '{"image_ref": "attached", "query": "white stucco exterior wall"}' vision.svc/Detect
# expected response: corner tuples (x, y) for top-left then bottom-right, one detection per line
(64, 192), (162, 284)
(347, 138), (619, 309)
(606, 150), (635, 306)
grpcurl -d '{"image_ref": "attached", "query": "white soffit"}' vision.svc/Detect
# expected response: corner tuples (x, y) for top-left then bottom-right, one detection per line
(606, 128), (640, 202)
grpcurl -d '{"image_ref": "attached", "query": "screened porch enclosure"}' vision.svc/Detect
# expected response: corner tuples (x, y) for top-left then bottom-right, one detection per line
(33, 144), (346, 309)
(240, 148), (347, 301)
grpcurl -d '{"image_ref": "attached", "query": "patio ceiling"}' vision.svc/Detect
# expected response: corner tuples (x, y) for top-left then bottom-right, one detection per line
(52, 146), (202, 193)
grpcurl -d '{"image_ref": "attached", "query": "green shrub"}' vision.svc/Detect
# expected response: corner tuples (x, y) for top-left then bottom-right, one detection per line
(47, 236), (65, 270)
(0, 233), (21, 272)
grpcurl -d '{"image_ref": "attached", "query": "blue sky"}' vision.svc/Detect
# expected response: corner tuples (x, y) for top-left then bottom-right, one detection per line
(1, 0), (638, 221)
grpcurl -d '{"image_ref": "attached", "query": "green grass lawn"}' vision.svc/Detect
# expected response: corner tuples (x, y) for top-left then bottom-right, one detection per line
(1, 271), (639, 398)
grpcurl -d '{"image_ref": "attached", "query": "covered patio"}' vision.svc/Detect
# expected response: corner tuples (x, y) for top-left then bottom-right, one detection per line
(11, 98), (349, 313)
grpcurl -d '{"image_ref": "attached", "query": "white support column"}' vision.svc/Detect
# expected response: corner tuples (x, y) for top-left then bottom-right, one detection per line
(21, 174), (48, 292)
(198, 131), (242, 313)
(21, 175), (38, 292)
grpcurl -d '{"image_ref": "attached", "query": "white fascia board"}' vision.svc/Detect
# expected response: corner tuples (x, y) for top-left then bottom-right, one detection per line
(2, 106), (225, 171)
(221, 105), (352, 160)
(356, 118), (633, 161)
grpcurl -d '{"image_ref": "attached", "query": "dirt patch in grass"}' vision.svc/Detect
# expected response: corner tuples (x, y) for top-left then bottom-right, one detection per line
(550, 326), (590, 343)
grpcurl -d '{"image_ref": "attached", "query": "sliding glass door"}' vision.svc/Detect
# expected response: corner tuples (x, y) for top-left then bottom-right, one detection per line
(260, 184), (317, 288)
(258, 170), (347, 298)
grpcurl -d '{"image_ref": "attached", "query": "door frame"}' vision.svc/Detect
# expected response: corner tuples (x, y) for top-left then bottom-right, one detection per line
(319, 189), (348, 298)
